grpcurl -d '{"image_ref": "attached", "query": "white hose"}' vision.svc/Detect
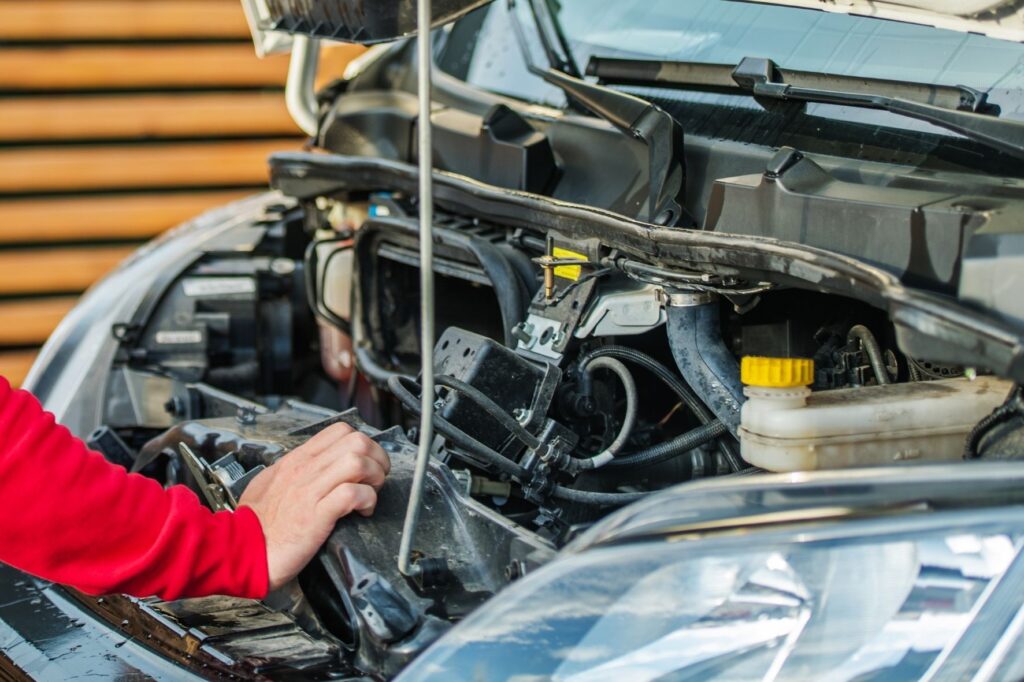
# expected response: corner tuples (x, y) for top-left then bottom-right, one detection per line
(584, 356), (638, 468)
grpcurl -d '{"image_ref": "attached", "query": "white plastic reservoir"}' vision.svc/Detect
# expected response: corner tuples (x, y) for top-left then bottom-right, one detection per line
(739, 371), (1013, 472)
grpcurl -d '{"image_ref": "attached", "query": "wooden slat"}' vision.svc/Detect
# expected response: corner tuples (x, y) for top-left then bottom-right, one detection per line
(0, 191), (252, 243)
(0, 297), (77, 345)
(317, 44), (370, 89)
(0, 45), (290, 90)
(0, 1), (251, 40)
(0, 92), (297, 141)
(0, 350), (38, 388)
(0, 139), (298, 193)
(0, 246), (136, 295)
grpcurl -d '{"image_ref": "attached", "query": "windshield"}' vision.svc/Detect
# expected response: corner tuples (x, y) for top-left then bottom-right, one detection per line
(438, 0), (1024, 173)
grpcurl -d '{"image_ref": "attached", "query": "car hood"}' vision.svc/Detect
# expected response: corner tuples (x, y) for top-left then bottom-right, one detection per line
(251, 0), (493, 43)
(742, 0), (1024, 42)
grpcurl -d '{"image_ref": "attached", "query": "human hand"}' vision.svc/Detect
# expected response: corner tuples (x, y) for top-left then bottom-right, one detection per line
(239, 422), (391, 590)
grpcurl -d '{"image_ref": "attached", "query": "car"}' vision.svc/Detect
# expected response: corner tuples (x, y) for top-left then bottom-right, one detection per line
(5, 0), (1024, 679)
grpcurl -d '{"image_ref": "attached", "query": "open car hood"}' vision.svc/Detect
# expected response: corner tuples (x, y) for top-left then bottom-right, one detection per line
(248, 0), (494, 44)
(742, 0), (1024, 42)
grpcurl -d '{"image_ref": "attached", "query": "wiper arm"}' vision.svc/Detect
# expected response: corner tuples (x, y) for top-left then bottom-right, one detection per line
(590, 55), (1024, 162)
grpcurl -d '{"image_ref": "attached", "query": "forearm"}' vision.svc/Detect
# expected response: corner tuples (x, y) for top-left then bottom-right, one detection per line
(0, 378), (268, 599)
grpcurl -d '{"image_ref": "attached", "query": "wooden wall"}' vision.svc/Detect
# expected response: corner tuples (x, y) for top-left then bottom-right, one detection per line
(0, 0), (361, 386)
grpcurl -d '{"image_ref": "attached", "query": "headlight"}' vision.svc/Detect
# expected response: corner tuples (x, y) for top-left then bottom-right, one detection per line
(399, 508), (1024, 681)
(23, 193), (282, 437)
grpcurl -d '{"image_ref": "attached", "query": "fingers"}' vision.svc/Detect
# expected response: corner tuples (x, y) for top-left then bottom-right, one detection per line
(292, 421), (357, 460)
(312, 446), (389, 497)
(318, 482), (378, 520)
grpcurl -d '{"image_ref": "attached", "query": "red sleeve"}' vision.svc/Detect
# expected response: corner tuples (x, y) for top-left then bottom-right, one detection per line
(0, 377), (269, 600)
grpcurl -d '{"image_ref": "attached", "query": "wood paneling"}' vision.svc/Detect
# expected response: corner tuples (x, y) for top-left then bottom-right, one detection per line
(0, 4), (365, 386)
(0, 191), (252, 243)
(0, 139), (299, 193)
(0, 246), (137, 295)
(0, 351), (38, 388)
(0, 45), (290, 90)
(0, 93), (296, 141)
(0, 1), (251, 40)
(0, 297), (78, 345)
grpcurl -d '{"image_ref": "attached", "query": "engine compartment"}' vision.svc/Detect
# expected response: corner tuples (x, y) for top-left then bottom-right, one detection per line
(77, 164), (1022, 675)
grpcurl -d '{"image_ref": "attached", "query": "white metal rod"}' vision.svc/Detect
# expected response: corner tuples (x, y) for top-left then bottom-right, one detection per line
(398, 0), (435, 577)
(285, 34), (321, 137)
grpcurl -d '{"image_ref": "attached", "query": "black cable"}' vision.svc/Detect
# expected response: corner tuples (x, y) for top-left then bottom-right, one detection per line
(434, 374), (541, 450)
(964, 386), (1023, 459)
(355, 345), (404, 385)
(578, 345), (710, 424)
(448, 231), (526, 347)
(848, 325), (890, 386)
(607, 420), (727, 469)
(387, 375), (528, 480)
(575, 345), (745, 471)
(551, 486), (648, 506)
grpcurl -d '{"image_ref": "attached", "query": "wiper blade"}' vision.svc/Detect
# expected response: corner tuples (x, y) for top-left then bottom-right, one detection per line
(589, 55), (1024, 161)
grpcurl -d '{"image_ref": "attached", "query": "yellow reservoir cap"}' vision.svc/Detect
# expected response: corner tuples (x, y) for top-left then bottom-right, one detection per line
(741, 356), (815, 388)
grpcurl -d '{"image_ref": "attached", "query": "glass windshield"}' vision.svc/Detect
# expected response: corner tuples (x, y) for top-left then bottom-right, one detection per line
(446, 0), (1024, 117)
(437, 0), (1024, 172)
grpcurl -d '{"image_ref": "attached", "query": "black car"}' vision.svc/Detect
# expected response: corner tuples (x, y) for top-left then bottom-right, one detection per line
(5, 0), (1024, 679)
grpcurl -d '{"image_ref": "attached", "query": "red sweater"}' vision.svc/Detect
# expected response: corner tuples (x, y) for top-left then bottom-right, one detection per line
(0, 377), (268, 600)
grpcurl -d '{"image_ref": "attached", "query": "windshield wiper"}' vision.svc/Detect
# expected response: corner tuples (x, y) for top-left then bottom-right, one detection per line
(589, 55), (1024, 162)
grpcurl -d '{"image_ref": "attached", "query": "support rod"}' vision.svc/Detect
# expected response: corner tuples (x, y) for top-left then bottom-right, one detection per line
(285, 34), (321, 137)
(398, 0), (435, 578)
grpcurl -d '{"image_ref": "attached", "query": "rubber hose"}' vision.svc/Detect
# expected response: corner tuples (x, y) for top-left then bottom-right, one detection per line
(359, 219), (526, 348)
(964, 387), (1023, 459)
(551, 486), (648, 506)
(607, 420), (727, 468)
(434, 374), (540, 450)
(445, 231), (525, 347)
(577, 345), (712, 425)
(576, 344), (745, 472)
(580, 357), (638, 469)
(355, 344), (404, 385)
(665, 303), (745, 436)
(387, 375), (528, 480)
(847, 325), (890, 386)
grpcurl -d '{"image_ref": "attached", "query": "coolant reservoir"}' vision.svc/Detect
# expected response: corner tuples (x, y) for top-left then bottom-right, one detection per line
(738, 356), (1014, 471)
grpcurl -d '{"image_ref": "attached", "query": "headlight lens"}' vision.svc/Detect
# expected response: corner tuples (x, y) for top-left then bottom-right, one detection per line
(400, 510), (1024, 681)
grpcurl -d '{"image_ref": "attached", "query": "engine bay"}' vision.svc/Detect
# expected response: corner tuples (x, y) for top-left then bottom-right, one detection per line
(76, 155), (1022, 675)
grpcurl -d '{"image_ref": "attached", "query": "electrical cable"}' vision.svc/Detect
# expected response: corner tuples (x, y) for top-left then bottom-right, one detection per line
(607, 420), (727, 468)
(388, 375), (528, 480)
(575, 344), (744, 472)
(434, 374), (541, 450)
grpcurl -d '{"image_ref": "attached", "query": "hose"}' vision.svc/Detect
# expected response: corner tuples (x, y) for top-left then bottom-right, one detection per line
(577, 357), (638, 469)
(434, 374), (541, 450)
(964, 386), (1023, 459)
(665, 302), (745, 437)
(607, 420), (728, 468)
(576, 345), (744, 472)
(387, 375), (528, 480)
(577, 345), (711, 425)
(444, 230), (526, 347)
(847, 325), (890, 386)
(355, 344), (404, 385)
(551, 486), (648, 507)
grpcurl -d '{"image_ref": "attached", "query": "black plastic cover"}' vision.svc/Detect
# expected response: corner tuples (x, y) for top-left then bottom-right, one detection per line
(263, 0), (494, 43)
